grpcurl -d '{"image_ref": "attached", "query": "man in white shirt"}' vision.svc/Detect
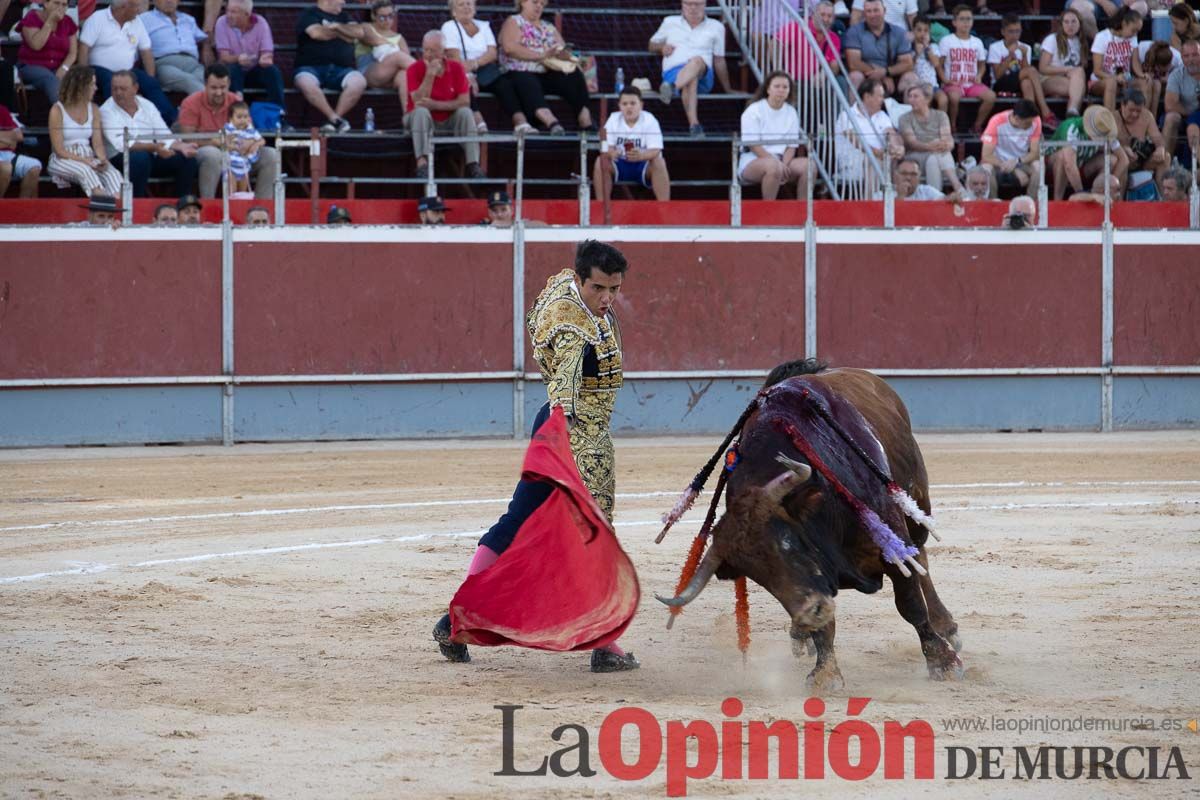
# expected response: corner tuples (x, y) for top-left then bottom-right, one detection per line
(877, 157), (961, 200)
(649, 0), (734, 137)
(79, 0), (179, 125)
(100, 69), (198, 196)
(849, 0), (916, 31)
(593, 86), (670, 203)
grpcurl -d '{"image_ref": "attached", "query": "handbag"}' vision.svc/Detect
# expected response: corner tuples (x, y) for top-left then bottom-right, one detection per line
(541, 53), (581, 73)
(455, 20), (503, 88)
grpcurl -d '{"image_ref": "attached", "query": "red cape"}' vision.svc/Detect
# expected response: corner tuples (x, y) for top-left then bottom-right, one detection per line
(449, 407), (640, 651)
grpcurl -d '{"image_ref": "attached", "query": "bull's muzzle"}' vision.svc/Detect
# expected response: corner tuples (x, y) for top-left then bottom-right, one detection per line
(790, 593), (836, 632)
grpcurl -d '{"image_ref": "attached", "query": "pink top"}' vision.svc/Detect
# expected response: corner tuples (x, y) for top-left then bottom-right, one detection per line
(499, 14), (559, 73)
(214, 13), (275, 59)
(17, 9), (79, 70)
(777, 20), (841, 80)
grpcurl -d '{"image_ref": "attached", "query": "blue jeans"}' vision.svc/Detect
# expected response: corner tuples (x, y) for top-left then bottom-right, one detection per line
(227, 63), (286, 108)
(93, 66), (177, 127)
(477, 403), (554, 554)
(110, 150), (198, 197)
(18, 64), (61, 103)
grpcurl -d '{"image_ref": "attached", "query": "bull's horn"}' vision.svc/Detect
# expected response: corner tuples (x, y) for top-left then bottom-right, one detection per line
(762, 454), (812, 504)
(655, 549), (723, 608)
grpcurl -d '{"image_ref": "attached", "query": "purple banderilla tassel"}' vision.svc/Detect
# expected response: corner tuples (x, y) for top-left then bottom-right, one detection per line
(859, 504), (924, 577)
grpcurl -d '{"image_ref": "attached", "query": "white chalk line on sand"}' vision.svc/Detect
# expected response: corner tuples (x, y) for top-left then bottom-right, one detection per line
(2, 497), (1198, 586)
(4, 480), (1199, 535)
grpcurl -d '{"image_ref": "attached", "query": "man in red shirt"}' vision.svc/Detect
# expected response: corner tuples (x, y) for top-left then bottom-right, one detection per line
(406, 30), (484, 180)
(178, 63), (279, 198)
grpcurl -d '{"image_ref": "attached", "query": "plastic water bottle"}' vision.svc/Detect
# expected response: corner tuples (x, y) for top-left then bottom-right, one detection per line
(365, 108), (376, 133)
(614, 67), (625, 94)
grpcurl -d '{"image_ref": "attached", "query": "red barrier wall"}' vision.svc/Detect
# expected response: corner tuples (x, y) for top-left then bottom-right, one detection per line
(1113, 246), (1200, 365)
(0, 199), (1191, 227)
(0, 241), (221, 378)
(817, 243), (1103, 368)
(524, 241), (806, 372)
(233, 242), (513, 374)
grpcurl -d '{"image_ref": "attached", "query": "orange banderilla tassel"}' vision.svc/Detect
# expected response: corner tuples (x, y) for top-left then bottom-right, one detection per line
(734, 576), (751, 655)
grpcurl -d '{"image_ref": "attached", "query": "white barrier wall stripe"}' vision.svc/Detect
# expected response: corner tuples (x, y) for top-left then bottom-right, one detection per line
(2, 498), (1197, 585)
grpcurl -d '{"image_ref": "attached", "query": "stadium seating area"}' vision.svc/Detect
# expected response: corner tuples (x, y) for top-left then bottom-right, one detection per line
(0, 0), (1195, 205)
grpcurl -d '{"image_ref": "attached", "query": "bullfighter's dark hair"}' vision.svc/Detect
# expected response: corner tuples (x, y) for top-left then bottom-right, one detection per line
(574, 240), (628, 281)
(763, 358), (828, 388)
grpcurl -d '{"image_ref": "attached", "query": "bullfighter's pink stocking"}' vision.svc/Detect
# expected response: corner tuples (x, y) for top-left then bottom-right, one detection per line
(465, 545), (500, 576)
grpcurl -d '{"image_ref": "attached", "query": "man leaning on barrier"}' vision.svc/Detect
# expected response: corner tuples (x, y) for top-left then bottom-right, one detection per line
(405, 30), (485, 181)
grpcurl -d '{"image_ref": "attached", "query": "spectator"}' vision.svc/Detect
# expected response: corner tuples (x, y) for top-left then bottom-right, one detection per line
(153, 202), (177, 224)
(177, 193), (202, 224)
(1116, 88), (1168, 182)
(1067, 171), (1121, 201)
(47, 65), (123, 198)
(849, 0), (915, 30)
(327, 205), (351, 224)
(1163, 39), (1200, 165)
(1090, 8), (1146, 111)
(357, 0), (417, 112)
(74, 193), (122, 227)
(443, 0), (500, 135)
(835, 77), (903, 193)
(1168, 2), (1200, 52)
(179, 64), (280, 199)
(649, 0), (733, 137)
(78, 0), (176, 125)
(224, 100), (263, 195)
(776, 2), (848, 99)
(1158, 165), (1192, 200)
(482, 189), (513, 226)
(1138, 41), (1179, 117)
(844, 0), (916, 96)
(937, 5), (994, 134)
(16, 0), (79, 103)
(988, 14), (1055, 129)
(0, 104), (42, 197)
(980, 100), (1044, 198)
(899, 83), (963, 193)
(418, 194), (448, 224)
(215, 0), (286, 108)
(406, 30), (485, 180)
(1069, 0), (1148, 41)
(1049, 104), (1128, 199)
(909, 15), (947, 112)
(1002, 194), (1036, 228)
(885, 157), (959, 199)
(498, 0), (593, 134)
(594, 86), (669, 202)
(1038, 8), (1088, 119)
(962, 164), (993, 198)
(140, 0), (211, 95)
(739, 71), (808, 201)
(293, 0), (369, 133)
(100, 69), (199, 197)
(245, 205), (271, 225)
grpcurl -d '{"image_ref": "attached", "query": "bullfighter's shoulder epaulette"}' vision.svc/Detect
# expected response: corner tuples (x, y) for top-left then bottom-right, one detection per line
(527, 269), (603, 348)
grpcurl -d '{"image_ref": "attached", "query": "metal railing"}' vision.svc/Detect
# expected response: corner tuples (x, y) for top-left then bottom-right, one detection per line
(718, 0), (891, 200)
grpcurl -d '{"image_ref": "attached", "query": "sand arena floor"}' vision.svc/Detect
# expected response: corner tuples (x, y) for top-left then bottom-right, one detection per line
(1, 431), (1198, 799)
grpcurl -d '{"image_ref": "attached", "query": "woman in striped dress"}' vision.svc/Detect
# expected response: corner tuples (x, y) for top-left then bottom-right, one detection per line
(47, 65), (122, 197)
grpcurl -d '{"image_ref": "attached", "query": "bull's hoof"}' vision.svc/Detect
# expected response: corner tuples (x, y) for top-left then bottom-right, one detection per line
(433, 614), (470, 663)
(790, 633), (817, 659)
(927, 654), (965, 682)
(806, 664), (845, 693)
(948, 632), (963, 653)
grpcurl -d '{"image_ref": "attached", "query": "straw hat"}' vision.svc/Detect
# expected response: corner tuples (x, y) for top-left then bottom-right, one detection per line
(1082, 106), (1118, 141)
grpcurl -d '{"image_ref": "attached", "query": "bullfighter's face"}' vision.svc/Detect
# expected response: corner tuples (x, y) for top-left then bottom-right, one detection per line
(575, 267), (623, 318)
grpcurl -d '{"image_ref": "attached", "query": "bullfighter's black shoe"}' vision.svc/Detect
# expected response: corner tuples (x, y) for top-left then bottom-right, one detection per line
(590, 649), (640, 673)
(433, 613), (470, 663)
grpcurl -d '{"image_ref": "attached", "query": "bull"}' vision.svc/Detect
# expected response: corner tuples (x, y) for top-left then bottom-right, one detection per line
(658, 360), (962, 689)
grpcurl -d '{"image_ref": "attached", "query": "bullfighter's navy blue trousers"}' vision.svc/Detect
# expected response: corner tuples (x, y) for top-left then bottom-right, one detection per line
(477, 402), (554, 555)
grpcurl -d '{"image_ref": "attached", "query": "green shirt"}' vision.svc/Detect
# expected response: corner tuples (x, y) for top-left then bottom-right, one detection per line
(1050, 116), (1112, 165)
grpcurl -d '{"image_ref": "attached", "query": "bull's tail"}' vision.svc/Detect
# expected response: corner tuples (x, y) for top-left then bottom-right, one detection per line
(657, 395), (761, 542)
